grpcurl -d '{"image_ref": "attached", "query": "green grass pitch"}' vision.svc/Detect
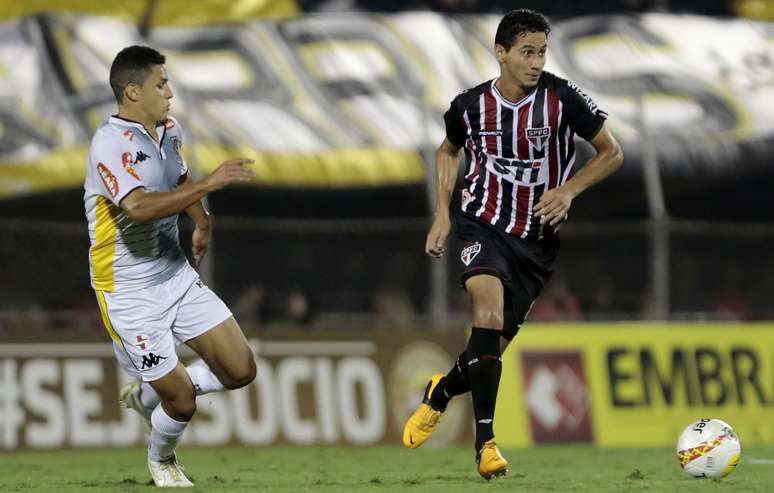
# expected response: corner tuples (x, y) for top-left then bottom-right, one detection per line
(2, 445), (773, 492)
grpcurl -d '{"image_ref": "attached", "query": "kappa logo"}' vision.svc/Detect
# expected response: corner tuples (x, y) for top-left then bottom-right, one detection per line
(97, 163), (119, 197)
(135, 150), (149, 163)
(461, 241), (481, 266)
(141, 352), (167, 370)
(526, 127), (550, 151)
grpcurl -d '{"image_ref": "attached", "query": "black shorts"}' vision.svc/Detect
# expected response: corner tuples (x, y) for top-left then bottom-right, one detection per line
(456, 214), (559, 340)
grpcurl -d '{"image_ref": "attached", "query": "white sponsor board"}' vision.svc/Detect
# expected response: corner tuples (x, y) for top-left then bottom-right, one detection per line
(0, 340), (387, 448)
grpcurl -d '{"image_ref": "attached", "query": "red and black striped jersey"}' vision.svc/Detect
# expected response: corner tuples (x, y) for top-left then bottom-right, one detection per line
(444, 71), (607, 240)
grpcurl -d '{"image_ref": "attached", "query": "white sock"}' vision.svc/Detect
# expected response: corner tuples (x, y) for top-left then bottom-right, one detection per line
(140, 382), (160, 408)
(148, 405), (188, 462)
(139, 360), (226, 410)
(185, 359), (226, 395)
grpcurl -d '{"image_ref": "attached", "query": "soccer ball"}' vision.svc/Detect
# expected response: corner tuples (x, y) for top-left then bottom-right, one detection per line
(677, 418), (741, 478)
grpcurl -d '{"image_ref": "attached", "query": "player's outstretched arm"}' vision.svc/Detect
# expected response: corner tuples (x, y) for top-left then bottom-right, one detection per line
(534, 124), (623, 226)
(120, 158), (254, 223)
(426, 138), (461, 258)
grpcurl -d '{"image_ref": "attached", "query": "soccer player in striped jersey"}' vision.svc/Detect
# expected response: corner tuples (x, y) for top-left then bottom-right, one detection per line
(402, 9), (623, 479)
(84, 46), (256, 487)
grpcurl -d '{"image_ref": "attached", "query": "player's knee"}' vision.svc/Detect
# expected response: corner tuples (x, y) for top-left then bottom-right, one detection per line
(222, 356), (257, 390)
(472, 307), (504, 330)
(164, 392), (197, 421)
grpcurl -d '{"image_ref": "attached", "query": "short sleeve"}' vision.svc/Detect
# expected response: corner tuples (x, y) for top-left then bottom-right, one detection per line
(443, 97), (468, 148)
(560, 79), (608, 141)
(90, 137), (145, 206)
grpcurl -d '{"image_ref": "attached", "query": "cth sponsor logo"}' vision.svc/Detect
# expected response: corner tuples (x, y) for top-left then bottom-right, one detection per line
(460, 241), (481, 266)
(141, 353), (167, 370)
(97, 163), (119, 198)
(526, 127), (550, 151)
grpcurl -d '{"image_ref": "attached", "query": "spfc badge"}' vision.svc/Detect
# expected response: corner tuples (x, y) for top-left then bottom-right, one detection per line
(461, 241), (481, 266)
(526, 127), (550, 152)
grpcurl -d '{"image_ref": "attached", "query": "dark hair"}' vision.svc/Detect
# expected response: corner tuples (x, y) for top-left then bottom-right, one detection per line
(109, 45), (166, 103)
(495, 9), (551, 51)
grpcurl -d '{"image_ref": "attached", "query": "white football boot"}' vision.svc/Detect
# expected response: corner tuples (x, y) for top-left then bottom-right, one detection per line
(119, 380), (153, 433)
(148, 453), (194, 487)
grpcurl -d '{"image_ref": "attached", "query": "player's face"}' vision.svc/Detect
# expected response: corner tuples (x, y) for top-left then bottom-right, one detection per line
(497, 31), (547, 90)
(137, 64), (173, 122)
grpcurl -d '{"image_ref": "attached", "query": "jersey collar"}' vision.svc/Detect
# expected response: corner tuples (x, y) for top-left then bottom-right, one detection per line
(109, 115), (168, 151)
(490, 77), (540, 108)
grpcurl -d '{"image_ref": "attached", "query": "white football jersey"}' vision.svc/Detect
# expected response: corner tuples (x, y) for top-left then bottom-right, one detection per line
(84, 115), (189, 292)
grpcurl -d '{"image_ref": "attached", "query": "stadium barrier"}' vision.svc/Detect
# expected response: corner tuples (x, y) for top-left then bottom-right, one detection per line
(0, 329), (471, 449)
(496, 323), (774, 448)
(3, 324), (773, 449)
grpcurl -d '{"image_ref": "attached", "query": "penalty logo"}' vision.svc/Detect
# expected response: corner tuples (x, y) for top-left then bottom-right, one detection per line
(461, 242), (481, 266)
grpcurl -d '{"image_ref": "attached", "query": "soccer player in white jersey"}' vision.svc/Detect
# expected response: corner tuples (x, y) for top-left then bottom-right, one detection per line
(84, 46), (256, 487)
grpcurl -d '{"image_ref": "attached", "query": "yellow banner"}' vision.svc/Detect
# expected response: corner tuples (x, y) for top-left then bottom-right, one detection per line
(0, 0), (299, 24)
(495, 323), (774, 448)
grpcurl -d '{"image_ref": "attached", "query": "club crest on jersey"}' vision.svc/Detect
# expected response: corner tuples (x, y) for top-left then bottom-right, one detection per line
(97, 163), (119, 197)
(171, 136), (182, 155)
(461, 241), (481, 266)
(526, 127), (550, 151)
(122, 130), (134, 142)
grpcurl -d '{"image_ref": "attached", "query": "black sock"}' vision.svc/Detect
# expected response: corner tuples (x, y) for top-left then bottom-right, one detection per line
(429, 351), (470, 411)
(466, 327), (502, 451)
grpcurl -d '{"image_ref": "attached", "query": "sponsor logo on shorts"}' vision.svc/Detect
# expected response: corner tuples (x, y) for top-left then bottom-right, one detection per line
(526, 127), (550, 152)
(461, 241), (481, 266)
(141, 353), (167, 370)
(134, 335), (149, 351)
(461, 189), (473, 208)
(97, 163), (119, 198)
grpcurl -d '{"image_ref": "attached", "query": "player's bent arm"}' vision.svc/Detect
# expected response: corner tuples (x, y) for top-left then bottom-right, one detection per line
(434, 138), (462, 218)
(178, 173), (211, 230)
(121, 158), (254, 223)
(563, 124), (623, 198)
(120, 181), (213, 224)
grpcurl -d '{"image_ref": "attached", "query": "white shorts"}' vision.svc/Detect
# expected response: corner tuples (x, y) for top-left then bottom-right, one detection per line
(95, 263), (232, 382)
